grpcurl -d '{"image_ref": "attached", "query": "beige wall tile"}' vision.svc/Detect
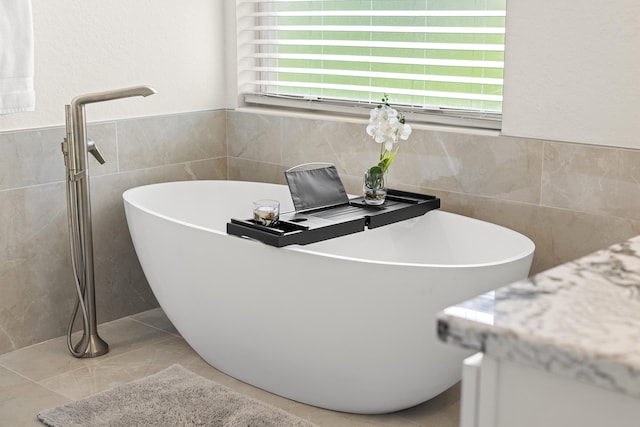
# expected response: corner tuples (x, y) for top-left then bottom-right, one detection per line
(280, 116), (373, 176)
(118, 110), (226, 171)
(228, 112), (543, 205)
(0, 123), (117, 191)
(0, 183), (74, 353)
(0, 111), (227, 355)
(391, 131), (543, 204)
(542, 142), (640, 219)
(84, 123), (119, 176)
(227, 111), (282, 164)
(0, 127), (64, 190)
(531, 207), (640, 273)
(228, 157), (288, 185)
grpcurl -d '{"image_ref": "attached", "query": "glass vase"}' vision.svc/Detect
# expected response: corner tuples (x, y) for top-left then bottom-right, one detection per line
(363, 169), (387, 205)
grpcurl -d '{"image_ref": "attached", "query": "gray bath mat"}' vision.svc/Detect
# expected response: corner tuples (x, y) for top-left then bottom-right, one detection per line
(37, 364), (317, 427)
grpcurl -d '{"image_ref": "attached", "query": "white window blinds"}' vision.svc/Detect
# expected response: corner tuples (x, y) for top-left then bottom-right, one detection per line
(237, 0), (505, 128)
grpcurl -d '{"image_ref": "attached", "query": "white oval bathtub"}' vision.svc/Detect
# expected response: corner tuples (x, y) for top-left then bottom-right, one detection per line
(123, 180), (534, 414)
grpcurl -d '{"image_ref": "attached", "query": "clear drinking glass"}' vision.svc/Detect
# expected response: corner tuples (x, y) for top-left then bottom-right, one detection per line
(253, 199), (280, 226)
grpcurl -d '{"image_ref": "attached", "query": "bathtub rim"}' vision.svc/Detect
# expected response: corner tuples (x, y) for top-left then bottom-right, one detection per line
(123, 180), (535, 270)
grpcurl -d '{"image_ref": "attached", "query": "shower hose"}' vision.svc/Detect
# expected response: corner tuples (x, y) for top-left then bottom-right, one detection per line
(63, 140), (91, 358)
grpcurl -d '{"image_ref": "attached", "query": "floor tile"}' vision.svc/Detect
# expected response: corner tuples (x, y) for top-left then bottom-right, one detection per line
(38, 337), (201, 400)
(130, 307), (180, 336)
(0, 317), (173, 382)
(395, 383), (461, 427)
(0, 336), (91, 383)
(0, 367), (69, 427)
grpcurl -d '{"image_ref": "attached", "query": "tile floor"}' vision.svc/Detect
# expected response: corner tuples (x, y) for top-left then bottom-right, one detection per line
(0, 308), (460, 427)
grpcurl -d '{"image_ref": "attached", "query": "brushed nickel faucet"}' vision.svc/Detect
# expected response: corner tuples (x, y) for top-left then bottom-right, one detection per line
(62, 86), (156, 358)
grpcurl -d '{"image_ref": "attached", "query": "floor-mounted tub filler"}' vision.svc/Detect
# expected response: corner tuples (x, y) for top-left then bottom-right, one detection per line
(123, 180), (534, 414)
(62, 86), (155, 358)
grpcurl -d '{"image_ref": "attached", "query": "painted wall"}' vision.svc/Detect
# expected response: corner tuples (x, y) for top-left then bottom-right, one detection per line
(502, 1), (640, 148)
(0, 0), (225, 132)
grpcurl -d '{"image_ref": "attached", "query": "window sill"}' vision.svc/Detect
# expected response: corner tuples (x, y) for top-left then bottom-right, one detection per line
(235, 103), (501, 137)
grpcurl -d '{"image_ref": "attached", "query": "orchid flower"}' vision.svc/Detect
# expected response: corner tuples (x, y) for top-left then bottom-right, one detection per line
(366, 95), (411, 176)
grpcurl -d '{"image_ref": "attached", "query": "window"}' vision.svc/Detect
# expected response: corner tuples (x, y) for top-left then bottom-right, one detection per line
(236, 0), (505, 129)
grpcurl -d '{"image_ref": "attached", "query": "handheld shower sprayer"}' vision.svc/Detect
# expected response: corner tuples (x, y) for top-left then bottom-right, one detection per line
(62, 85), (156, 358)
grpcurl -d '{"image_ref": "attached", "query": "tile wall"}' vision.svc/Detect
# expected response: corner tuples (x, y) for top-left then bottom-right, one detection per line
(2, 107), (639, 355)
(227, 110), (640, 276)
(0, 110), (227, 355)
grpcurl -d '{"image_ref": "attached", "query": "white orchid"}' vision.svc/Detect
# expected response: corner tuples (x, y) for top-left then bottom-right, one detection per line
(367, 106), (411, 151)
(366, 95), (411, 175)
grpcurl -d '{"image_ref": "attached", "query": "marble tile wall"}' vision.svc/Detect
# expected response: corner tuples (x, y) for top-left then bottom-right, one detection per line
(226, 110), (640, 276)
(0, 110), (227, 355)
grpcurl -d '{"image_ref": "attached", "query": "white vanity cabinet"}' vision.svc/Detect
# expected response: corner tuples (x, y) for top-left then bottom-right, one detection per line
(460, 352), (640, 427)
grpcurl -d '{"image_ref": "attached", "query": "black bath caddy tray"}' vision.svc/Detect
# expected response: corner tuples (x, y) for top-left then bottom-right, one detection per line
(226, 189), (440, 247)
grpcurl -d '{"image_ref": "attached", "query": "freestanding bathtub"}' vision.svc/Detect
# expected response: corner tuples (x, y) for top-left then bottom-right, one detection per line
(123, 180), (534, 414)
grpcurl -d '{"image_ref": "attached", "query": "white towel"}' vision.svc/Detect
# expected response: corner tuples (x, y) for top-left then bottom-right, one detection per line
(0, 0), (35, 114)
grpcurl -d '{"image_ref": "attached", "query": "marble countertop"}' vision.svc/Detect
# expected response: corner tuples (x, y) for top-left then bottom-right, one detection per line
(437, 235), (640, 398)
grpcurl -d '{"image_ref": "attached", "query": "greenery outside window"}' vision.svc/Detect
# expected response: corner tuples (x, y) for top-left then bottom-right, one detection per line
(236, 0), (506, 129)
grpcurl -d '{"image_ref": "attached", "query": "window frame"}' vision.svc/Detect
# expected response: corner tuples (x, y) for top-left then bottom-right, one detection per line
(236, 0), (505, 131)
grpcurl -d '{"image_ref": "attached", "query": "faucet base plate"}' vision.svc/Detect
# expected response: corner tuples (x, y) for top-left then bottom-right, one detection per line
(74, 334), (109, 358)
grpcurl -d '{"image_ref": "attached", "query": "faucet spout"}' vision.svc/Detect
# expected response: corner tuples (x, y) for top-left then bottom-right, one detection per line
(71, 85), (156, 108)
